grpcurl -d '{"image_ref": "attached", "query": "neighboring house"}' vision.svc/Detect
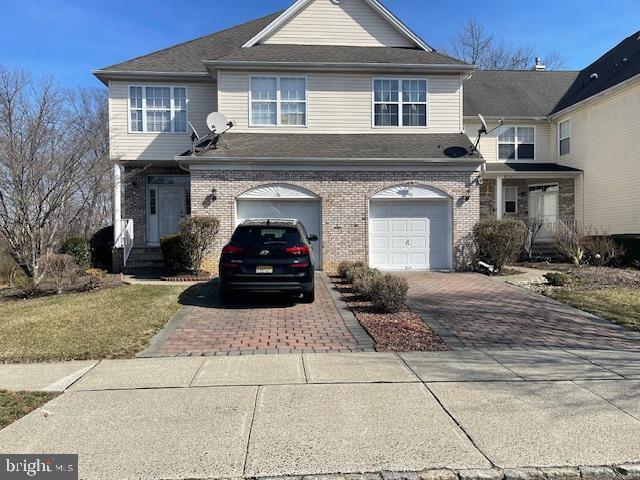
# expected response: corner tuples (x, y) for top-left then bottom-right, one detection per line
(93, 0), (639, 273)
(464, 30), (640, 246)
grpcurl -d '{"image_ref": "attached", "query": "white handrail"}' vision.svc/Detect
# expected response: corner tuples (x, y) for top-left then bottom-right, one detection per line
(122, 219), (134, 267)
(115, 219), (134, 267)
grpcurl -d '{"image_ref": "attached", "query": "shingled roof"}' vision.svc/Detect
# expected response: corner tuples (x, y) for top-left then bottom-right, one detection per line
(551, 29), (640, 114)
(98, 12), (283, 73)
(209, 44), (467, 66)
(463, 70), (580, 118)
(180, 133), (480, 162)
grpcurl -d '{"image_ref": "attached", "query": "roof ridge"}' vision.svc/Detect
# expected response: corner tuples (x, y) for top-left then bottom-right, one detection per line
(98, 10), (283, 72)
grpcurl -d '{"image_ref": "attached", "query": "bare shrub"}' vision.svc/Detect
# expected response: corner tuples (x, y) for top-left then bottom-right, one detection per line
(370, 274), (409, 313)
(583, 233), (625, 266)
(352, 267), (383, 298)
(179, 217), (220, 274)
(337, 261), (353, 278)
(523, 216), (545, 259)
(45, 254), (78, 294)
(345, 261), (366, 283)
(551, 219), (586, 266)
(474, 218), (527, 271)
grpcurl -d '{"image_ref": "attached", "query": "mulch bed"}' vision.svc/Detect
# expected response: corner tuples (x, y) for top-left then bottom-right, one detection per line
(332, 278), (449, 352)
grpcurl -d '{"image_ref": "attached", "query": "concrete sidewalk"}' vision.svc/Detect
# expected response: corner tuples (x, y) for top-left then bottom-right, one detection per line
(1, 351), (640, 480)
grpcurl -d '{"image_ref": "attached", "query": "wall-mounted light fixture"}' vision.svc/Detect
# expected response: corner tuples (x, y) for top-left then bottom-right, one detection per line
(210, 187), (218, 202)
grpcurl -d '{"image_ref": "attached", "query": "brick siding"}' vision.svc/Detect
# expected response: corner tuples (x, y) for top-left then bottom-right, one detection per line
(480, 178), (575, 224)
(189, 169), (480, 273)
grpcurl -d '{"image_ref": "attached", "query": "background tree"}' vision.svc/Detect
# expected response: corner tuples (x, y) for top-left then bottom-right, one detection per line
(448, 18), (567, 70)
(0, 66), (110, 288)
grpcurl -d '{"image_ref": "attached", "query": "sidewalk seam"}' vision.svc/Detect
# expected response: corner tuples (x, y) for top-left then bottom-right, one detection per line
(572, 380), (640, 423)
(242, 386), (261, 477)
(188, 357), (207, 387)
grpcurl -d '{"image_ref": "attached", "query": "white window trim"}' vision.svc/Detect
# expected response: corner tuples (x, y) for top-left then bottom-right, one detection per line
(128, 85), (188, 134)
(248, 75), (308, 128)
(371, 77), (429, 129)
(558, 118), (571, 156)
(503, 186), (518, 214)
(496, 125), (537, 162)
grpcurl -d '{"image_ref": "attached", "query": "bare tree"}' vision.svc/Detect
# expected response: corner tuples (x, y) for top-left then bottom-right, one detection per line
(67, 88), (111, 238)
(0, 66), (109, 287)
(449, 18), (567, 70)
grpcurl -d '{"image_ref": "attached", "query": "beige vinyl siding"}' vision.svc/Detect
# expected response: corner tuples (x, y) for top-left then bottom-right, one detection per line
(552, 79), (640, 235)
(463, 121), (554, 163)
(263, 0), (414, 47)
(109, 80), (217, 161)
(220, 71), (462, 134)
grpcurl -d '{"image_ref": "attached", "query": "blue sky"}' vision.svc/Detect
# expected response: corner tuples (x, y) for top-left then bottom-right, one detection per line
(1, 0), (638, 88)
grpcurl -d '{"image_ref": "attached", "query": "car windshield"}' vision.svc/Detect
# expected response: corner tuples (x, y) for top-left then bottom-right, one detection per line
(232, 226), (302, 246)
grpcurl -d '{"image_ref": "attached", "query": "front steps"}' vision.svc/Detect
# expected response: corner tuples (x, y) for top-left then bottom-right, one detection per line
(528, 241), (565, 262)
(124, 247), (166, 275)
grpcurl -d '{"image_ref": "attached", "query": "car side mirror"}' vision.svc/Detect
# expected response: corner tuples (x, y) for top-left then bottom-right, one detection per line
(308, 234), (319, 242)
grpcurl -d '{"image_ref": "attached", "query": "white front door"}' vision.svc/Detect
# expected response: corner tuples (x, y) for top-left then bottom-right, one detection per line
(529, 184), (559, 238)
(236, 199), (323, 268)
(158, 185), (186, 239)
(369, 199), (451, 271)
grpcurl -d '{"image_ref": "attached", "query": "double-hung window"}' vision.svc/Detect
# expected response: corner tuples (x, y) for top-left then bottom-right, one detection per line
(503, 186), (518, 214)
(250, 76), (307, 127)
(558, 119), (571, 156)
(128, 86), (187, 133)
(497, 126), (535, 160)
(373, 78), (428, 127)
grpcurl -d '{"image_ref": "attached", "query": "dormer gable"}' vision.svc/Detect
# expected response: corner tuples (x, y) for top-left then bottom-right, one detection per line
(243, 0), (431, 50)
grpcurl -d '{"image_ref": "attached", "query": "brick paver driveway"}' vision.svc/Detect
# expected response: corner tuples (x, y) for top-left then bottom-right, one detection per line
(145, 274), (373, 356)
(406, 272), (640, 350)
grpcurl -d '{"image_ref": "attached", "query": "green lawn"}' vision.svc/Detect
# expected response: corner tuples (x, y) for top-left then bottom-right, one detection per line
(551, 288), (640, 331)
(0, 391), (58, 429)
(0, 284), (188, 363)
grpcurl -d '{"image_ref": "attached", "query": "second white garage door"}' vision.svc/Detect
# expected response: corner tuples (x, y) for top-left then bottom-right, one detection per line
(236, 199), (323, 268)
(369, 199), (451, 271)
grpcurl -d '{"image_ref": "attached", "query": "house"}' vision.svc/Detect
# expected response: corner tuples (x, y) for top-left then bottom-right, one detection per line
(464, 30), (640, 252)
(93, 0), (638, 273)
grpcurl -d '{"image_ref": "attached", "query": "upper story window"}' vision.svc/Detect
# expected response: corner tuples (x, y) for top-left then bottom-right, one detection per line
(250, 76), (307, 127)
(129, 86), (187, 133)
(497, 126), (535, 160)
(373, 78), (428, 127)
(558, 119), (571, 156)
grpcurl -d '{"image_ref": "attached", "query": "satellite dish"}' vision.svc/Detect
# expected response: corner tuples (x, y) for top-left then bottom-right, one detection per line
(478, 114), (488, 134)
(206, 112), (232, 134)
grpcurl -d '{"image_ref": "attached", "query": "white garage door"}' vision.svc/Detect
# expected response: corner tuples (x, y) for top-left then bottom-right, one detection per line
(369, 199), (451, 271)
(236, 199), (323, 268)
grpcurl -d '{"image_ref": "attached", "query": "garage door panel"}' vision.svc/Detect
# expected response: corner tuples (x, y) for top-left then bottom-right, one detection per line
(390, 236), (409, 248)
(370, 199), (450, 271)
(372, 220), (390, 233)
(371, 236), (389, 249)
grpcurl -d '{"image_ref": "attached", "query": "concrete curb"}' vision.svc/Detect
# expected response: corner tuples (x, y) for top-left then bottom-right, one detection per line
(240, 464), (640, 480)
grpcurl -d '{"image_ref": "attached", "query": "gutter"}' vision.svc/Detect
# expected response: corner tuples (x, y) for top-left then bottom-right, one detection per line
(463, 115), (549, 122)
(92, 69), (211, 85)
(174, 156), (484, 166)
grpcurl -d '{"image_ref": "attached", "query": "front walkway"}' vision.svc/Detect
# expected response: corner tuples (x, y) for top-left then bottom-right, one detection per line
(141, 273), (374, 356)
(1, 351), (640, 480)
(406, 272), (640, 350)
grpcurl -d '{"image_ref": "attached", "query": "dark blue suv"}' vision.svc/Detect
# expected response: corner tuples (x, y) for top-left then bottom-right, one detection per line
(218, 219), (318, 303)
